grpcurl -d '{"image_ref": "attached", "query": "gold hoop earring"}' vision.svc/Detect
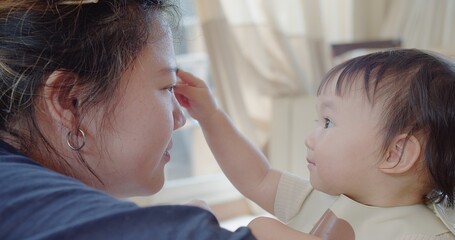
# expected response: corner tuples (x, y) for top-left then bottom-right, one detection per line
(66, 129), (86, 151)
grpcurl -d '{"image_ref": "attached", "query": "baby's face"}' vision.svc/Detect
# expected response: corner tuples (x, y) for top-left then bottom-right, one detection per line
(305, 77), (385, 199)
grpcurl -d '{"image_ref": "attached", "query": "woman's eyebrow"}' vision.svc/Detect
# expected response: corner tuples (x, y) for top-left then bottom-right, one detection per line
(158, 66), (178, 75)
(152, 67), (178, 82)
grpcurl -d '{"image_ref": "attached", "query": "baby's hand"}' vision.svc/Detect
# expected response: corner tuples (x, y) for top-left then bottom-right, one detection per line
(174, 70), (219, 123)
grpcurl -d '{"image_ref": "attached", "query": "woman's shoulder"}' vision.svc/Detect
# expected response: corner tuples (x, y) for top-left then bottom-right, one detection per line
(0, 140), (137, 239)
(0, 141), (256, 240)
(42, 205), (255, 240)
(0, 139), (109, 201)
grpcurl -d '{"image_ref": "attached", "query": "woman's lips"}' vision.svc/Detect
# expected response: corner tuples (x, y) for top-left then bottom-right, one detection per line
(163, 150), (171, 162)
(163, 141), (173, 162)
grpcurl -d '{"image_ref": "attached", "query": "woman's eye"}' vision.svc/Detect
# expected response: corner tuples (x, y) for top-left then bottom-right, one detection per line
(324, 118), (334, 128)
(166, 85), (175, 93)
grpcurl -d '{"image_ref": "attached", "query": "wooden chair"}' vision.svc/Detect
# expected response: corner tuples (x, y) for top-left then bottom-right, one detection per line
(330, 39), (402, 66)
(331, 39), (402, 57)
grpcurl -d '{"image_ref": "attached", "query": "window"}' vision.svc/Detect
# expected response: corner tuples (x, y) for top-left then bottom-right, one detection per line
(132, 0), (242, 206)
(168, 0), (219, 181)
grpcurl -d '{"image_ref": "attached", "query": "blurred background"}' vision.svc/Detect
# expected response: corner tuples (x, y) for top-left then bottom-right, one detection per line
(131, 0), (455, 227)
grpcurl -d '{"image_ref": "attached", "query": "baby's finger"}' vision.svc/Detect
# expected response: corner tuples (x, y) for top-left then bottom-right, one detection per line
(174, 83), (201, 101)
(175, 93), (190, 108)
(177, 69), (207, 88)
(174, 83), (189, 96)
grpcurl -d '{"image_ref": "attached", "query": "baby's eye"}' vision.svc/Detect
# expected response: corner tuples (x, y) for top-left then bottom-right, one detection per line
(324, 118), (334, 128)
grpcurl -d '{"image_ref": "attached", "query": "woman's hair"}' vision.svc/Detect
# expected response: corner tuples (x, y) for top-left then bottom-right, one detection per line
(318, 49), (455, 206)
(0, 0), (179, 174)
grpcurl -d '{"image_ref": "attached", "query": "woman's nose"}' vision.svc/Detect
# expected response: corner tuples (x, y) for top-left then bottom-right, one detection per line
(173, 101), (186, 130)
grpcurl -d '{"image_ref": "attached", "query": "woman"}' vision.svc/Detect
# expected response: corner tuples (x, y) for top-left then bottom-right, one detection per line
(0, 0), (255, 239)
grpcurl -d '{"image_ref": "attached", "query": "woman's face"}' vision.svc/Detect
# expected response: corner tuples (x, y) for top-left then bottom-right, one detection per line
(83, 24), (186, 197)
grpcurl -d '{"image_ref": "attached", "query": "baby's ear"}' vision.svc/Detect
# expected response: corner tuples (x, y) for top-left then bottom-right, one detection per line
(379, 134), (422, 174)
(42, 70), (81, 129)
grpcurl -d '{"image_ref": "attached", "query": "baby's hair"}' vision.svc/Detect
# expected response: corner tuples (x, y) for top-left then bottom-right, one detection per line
(318, 49), (455, 206)
(0, 0), (179, 176)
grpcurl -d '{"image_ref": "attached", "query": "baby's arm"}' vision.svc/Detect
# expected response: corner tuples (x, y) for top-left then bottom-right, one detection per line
(174, 70), (282, 213)
(248, 217), (321, 240)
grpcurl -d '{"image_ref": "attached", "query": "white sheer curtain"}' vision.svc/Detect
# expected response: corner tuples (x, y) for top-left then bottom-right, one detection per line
(194, 0), (453, 174)
(195, 0), (329, 150)
(321, 0), (390, 43)
(380, 0), (455, 56)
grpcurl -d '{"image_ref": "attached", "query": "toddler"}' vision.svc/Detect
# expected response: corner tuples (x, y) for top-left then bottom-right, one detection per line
(174, 49), (455, 240)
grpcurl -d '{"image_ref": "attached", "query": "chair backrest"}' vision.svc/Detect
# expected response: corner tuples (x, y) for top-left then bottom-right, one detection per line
(331, 39), (402, 57)
(330, 39), (401, 66)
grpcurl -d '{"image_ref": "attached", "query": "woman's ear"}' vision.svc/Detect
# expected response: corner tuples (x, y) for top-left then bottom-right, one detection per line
(42, 71), (81, 129)
(379, 134), (422, 174)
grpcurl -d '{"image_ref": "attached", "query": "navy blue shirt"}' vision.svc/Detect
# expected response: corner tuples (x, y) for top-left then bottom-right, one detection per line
(0, 140), (255, 240)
